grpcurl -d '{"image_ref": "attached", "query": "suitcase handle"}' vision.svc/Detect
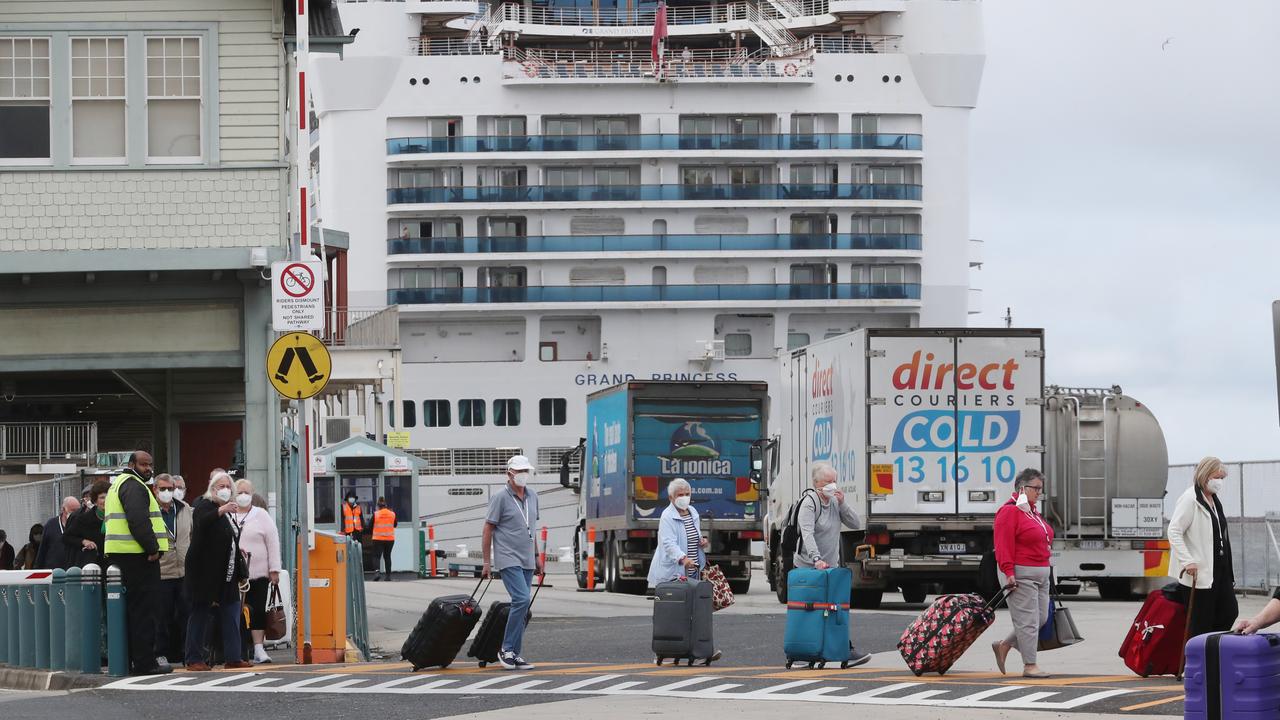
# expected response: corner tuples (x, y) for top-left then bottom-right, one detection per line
(984, 584), (1017, 611)
(472, 576), (494, 604)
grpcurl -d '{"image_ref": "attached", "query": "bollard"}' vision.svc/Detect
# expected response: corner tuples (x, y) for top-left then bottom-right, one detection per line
(7, 583), (19, 664)
(80, 564), (102, 674)
(18, 585), (35, 667)
(538, 526), (548, 584)
(65, 567), (82, 673)
(0, 585), (9, 665)
(586, 526), (597, 591)
(105, 565), (128, 677)
(429, 525), (438, 578)
(50, 569), (66, 671)
(35, 580), (50, 669)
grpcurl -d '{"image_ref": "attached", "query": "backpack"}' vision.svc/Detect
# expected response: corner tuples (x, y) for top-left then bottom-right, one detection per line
(777, 489), (819, 575)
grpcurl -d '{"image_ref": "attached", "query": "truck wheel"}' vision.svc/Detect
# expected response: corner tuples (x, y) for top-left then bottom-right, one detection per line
(850, 589), (883, 609)
(730, 579), (750, 595)
(900, 584), (927, 604)
(573, 532), (588, 589)
(1097, 579), (1133, 601)
(773, 556), (789, 604)
(603, 538), (618, 593)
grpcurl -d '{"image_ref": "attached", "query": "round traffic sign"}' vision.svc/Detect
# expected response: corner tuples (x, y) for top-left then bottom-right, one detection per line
(280, 262), (315, 299)
(267, 332), (332, 399)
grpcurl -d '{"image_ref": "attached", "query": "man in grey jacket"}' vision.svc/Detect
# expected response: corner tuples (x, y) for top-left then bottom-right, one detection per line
(793, 462), (870, 667)
(151, 473), (192, 666)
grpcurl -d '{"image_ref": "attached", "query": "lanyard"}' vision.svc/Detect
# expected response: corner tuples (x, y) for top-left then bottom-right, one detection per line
(510, 489), (532, 539)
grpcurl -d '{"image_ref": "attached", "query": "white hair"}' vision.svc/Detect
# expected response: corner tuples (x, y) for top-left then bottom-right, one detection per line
(206, 471), (234, 499)
(667, 478), (691, 497)
(810, 463), (837, 485)
(234, 478), (255, 494)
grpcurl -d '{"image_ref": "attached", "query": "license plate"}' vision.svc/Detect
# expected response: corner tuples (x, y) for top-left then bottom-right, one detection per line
(938, 543), (966, 554)
(1079, 540), (1105, 550)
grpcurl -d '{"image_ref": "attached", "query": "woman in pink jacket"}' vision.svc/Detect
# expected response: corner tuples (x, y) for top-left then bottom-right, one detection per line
(991, 468), (1054, 678)
(231, 478), (282, 665)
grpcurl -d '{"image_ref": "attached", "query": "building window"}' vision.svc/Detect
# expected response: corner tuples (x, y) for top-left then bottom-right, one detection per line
(146, 37), (202, 161)
(402, 400), (417, 428)
(459, 399), (485, 427)
(723, 333), (752, 357)
(787, 332), (810, 350)
(71, 37), (126, 162)
(493, 399), (521, 426)
(539, 398), (567, 426)
(0, 37), (52, 160)
(423, 399), (451, 427)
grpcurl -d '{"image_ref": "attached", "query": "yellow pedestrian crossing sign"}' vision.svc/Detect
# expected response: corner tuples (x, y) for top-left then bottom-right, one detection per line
(268, 332), (332, 399)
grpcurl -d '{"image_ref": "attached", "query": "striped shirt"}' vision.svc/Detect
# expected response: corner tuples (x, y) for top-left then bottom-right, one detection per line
(682, 513), (700, 580)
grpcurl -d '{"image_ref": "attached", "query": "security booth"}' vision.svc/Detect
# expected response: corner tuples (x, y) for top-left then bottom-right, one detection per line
(311, 436), (423, 574)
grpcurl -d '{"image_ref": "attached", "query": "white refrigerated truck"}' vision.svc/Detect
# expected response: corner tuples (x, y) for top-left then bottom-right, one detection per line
(764, 328), (1171, 607)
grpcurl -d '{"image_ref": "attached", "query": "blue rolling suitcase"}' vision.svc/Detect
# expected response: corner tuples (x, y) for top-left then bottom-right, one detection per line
(783, 567), (853, 669)
(1184, 632), (1280, 720)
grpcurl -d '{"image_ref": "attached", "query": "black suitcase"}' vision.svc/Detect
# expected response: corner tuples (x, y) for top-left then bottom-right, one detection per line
(468, 581), (542, 666)
(652, 579), (715, 666)
(401, 578), (487, 670)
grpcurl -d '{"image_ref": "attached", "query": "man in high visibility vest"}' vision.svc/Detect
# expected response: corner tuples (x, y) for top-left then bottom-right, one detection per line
(341, 492), (365, 537)
(371, 497), (396, 581)
(105, 450), (172, 675)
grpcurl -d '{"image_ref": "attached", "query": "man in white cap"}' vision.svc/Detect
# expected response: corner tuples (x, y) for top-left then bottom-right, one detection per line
(482, 454), (542, 670)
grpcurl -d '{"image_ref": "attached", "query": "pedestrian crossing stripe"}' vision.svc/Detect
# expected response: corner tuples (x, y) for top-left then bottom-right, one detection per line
(103, 672), (1138, 711)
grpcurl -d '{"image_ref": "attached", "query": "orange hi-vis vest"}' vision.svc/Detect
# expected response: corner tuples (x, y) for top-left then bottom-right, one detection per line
(342, 503), (364, 534)
(372, 508), (396, 542)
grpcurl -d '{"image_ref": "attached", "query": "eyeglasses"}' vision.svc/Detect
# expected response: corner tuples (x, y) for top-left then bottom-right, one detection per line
(1025, 485), (1044, 492)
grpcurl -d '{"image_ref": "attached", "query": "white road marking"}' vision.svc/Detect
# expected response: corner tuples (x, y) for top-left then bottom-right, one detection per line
(364, 675), (438, 690)
(645, 676), (718, 692)
(553, 674), (623, 692)
(196, 673), (258, 688)
(597, 681), (646, 692)
(274, 673), (352, 690)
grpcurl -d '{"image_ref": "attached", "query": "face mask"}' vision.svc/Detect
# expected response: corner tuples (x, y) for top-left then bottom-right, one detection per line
(512, 472), (529, 488)
(821, 483), (839, 498)
(347, 498), (357, 506)
(157, 490), (174, 504)
(215, 487), (233, 503)
(674, 495), (691, 511)
(1015, 492), (1030, 509)
(173, 489), (185, 502)
(1207, 478), (1226, 494)
(235, 493), (253, 508)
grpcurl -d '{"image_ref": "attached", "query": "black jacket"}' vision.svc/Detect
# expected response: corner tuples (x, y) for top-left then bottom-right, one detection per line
(62, 507), (105, 568)
(115, 472), (161, 556)
(0, 540), (13, 570)
(35, 515), (68, 570)
(185, 498), (244, 605)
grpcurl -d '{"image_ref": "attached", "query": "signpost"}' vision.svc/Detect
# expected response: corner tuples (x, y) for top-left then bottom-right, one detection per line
(268, 332), (332, 400)
(386, 431), (410, 449)
(272, 260), (324, 332)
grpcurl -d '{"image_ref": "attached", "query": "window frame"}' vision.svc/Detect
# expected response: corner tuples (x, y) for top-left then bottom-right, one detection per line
(459, 398), (486, 427)
(69, 35), (128, 165)
(0, 26), (217, 171)
(144, 35), (203, 164)
(539, 398), (567, 426)
(0, 37), (53, 164)
(493, 398), (521, 427)
(423, 399), (451, 427)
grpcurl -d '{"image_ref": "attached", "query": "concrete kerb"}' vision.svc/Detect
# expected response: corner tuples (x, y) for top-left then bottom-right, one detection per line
(0, 666), (109, 691)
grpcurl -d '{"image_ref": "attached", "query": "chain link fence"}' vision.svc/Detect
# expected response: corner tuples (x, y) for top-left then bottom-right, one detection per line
(0, 475), (86, 549)
(1168, 459), (1280, 591)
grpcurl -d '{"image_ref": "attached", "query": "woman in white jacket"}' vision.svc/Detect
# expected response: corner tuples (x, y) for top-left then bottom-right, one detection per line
(1166, 456), (1237, 639)
(231, 478), (282, 665)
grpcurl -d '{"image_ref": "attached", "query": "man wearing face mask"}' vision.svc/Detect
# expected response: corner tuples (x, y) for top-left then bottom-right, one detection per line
(793, 462), (871, 667)
(482, 455), (542, 670)
(104, 450), (172, 675)
(151, 473), (192, 666)
(172, 475), (188, 504)
(341, 492), (365, 538)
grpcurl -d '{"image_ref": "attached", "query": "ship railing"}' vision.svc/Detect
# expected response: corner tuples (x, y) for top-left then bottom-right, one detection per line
(409, 36), (501, 55)
(0, 422), (99, 462)
(809, 33), (901, 53)
(387, 182), (921, 203)
(387, 283), (923, 305)
(503, 45), (812, 80)
(386, 233), (924, 254)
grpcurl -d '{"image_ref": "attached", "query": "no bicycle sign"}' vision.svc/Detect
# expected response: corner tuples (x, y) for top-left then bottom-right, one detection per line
(272, 260), (324, 331)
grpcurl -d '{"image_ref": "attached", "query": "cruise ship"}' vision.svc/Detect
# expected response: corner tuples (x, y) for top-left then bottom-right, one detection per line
(310, 0), (985, 559)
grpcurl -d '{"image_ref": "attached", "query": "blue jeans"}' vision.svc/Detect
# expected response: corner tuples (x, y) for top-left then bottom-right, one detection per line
(499, 567), (534, 655)
(185, 582), (243, 666)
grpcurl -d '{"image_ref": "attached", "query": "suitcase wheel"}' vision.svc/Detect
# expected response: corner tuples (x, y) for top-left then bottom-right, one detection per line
(703, 657), (713, 666)
(818, 662), (827, 670)
(655, 657), (663, 666)
(806, 662), (816, 670)
(478, 662), (487, 668)
(840, 661), (850, 669)
(785, 660), (794, 669)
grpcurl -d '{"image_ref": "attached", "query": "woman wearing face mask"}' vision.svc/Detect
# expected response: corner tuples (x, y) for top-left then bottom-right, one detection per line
(1168, 456), (1237, 639)
(183, 472), (252, 671)
(13, 523), (43, 570)
(992, 468), (1054, 678)
(230, 478), (282, 664)
(647, 478), (721, 662)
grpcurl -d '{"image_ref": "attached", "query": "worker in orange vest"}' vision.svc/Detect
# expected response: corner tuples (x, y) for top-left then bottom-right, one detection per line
(341, 492), (364, 538)
(371, 497), (396, 581)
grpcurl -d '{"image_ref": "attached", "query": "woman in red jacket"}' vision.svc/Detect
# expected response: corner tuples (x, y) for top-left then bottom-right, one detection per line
(991, 468), (1054, 678)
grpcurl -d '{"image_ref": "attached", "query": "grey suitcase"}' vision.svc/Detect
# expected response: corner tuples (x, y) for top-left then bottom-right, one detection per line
(652, 580), (715, 666)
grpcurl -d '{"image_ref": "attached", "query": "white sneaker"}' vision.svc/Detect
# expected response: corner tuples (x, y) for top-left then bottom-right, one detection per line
(497, 650), (517, 670)
(512, 655), (535, 670)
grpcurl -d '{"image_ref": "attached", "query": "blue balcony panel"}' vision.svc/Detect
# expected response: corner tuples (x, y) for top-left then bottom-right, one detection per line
(387, 184), (923, 204)
(386, 233), (923, 255)
(386, 133), (923, 154)
(387, 283), (921, 305)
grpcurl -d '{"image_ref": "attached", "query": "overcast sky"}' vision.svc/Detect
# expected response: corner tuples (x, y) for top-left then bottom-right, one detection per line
(968, 0), (1280, 464)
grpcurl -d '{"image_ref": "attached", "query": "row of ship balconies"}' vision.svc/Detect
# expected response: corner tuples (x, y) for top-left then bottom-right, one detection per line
(387, 182), (921, 204)
(388, 282), (921, 305)
(385, 232), (922, 255)
(386, 132), (921, 155)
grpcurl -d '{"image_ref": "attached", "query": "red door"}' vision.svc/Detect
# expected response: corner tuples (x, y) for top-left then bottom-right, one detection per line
(179, 420), (242, 498)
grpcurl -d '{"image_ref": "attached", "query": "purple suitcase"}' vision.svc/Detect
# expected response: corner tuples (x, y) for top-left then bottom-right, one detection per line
(1184, 632), (1280, 720)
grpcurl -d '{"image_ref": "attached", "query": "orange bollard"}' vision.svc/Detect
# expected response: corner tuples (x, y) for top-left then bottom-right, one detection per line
(428, 525), (438, 578)
(585, 525), (597, 591)
(538, 526), (548, 584)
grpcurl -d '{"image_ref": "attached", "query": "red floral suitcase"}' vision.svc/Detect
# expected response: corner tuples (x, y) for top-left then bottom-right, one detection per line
(898, 591), (1008, 676)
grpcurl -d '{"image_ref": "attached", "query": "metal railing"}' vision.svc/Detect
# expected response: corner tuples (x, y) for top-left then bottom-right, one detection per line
(387, 232), (924, 254)
(407, 447), (524, 475)
(810, 33), (902, 53)
(388, 282), (922, 305)
(410, 37), (499, 56)
(387, 182), (923, 204)
(743, 0), (798, 47)
(345, 537), (371, 661)
(0, 422), (98, 462)
(480, 0), (829, 27)
(323, 306), (401, 348)
(386, 132), (921, 153)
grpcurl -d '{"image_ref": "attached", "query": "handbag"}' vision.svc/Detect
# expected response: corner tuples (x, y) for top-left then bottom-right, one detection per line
(264, 583), (287, 642)
(1039, 570), (1084, 651)
(703, 563), (735, 611)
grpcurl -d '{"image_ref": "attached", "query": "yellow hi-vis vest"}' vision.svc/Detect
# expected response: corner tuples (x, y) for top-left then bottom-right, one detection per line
(104, 473), (171, 555)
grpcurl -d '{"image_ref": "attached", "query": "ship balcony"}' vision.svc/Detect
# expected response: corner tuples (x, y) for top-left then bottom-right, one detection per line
(388, 282), (921, 306)
(386, 182), (922, 206)
(386, 232), (923, 255)
(386, 133), (921, 155)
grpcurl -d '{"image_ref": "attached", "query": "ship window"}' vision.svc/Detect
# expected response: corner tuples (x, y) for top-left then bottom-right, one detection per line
(459, 399), (485, 427)
(485, 216), (525, 236)
(494, 116), (526, 136)
(787, 332), (810, 349)
(594, 117), (628, 135)
(791, 263), (835, 284)
(546, 167), (581, 186)
(402, 400), (417, 428)
(869, 215), (905, 233)
(652, 266), (666, 285)
(791, 114), (817, 135)
(544, 117), (581, 136)
(594, 167), (630, 186)
(493, 399), (521, 426)
(723, 333), (752, 357)
(694, 215), (748, 234)
(539, 342), (557, 361)
(681, 166), (714, 185)
(679, 116), (714, 135)
(423, 400), (451, 427)
(729, 116), (763, 135)
(569, 266), (625, 285)
(730, 166), (766, 185)
(495, 166), (526, 187)
(539, 398), (567, 426)
(868, 166), (905, 184)
(851, 114), (879, 134)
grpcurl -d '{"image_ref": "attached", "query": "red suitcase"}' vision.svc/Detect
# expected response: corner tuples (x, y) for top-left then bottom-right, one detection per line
(1119, 584), (1194, 677)
(898, 590), (1010, 676)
